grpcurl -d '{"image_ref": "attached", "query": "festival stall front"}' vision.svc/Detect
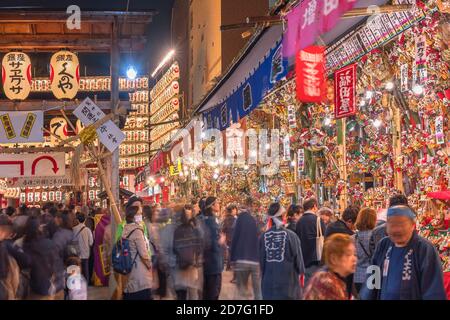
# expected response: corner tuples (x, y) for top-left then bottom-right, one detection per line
(281, 0), (450, 293)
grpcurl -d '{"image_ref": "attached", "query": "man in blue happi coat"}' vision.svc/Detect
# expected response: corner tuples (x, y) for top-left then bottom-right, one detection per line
(360, 205), (446, 300)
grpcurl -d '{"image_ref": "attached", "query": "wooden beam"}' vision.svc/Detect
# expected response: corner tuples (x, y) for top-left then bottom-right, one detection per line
(0, 34), (147, 41)
(0, 100), (131, 111)
(0, 146), (74, 154)
(0, 11), (155, 23)
(0, 38), (146, 51)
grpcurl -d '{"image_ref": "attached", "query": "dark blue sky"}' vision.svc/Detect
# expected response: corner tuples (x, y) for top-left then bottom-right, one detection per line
(0, 0), (175, 77)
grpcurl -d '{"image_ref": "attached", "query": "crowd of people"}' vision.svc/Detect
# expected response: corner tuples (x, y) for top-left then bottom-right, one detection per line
(1, 191), (447, 300)
(0, 203), (109, 300)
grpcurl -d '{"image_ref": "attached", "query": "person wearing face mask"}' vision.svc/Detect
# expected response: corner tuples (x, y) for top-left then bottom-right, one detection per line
(121, 206), (153, 300)
(360, 205), (446, 300)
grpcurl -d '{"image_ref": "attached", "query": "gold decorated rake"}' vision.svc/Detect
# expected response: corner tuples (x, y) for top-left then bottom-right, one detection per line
(79, 125), (98, 146)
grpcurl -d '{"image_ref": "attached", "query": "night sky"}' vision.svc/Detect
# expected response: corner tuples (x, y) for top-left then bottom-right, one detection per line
(0, 0), (175, 77)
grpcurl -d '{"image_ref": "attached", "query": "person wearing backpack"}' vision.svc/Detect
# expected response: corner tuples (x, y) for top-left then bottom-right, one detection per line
(353, 207), (377, 295)
(73, 212), (93, 286)
(172, 205), (203, 300)
(120, 206), (153, 300)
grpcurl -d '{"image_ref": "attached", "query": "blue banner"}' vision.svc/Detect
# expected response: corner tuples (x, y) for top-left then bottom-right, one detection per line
(202, 40), (288, 131)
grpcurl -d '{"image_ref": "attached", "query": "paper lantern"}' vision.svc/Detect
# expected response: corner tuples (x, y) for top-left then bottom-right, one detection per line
(50, 50), (80, 99)
(49, 117), (68, 144)
(76, 119), (85, 134)
(2, 52), (32, 100)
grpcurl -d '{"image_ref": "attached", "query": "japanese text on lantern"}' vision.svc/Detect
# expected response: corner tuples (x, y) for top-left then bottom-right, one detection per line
(296, 46), (325, 103)
(334, 63), (356, 119)
(2, 52), (32, 100)
(50, 50), (79, 100)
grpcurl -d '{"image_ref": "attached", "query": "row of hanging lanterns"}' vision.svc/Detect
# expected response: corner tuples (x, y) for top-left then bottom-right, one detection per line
(2, 50), (79, 101)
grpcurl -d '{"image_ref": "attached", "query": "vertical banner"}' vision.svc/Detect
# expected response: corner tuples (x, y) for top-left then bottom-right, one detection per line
(287, 105), (297, 129)
(415, 35), (427, 84)
(282, 0), (357, 58)
(334, 63), (357, 119)
(50, 50), (80, 100)
(435, 116), (445, 145)
(297, 149), (305, 176)
(2, 52), (32, 100)
(283, 135), (291, 161)
(296, 46), (326, 103)
(400, 64), (409, 92)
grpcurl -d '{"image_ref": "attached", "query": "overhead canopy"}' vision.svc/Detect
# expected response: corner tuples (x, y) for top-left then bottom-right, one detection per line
(196, 25), (284, 114)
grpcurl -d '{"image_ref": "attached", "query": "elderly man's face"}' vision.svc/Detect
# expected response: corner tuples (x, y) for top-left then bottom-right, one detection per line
(387, 215), (415, 247)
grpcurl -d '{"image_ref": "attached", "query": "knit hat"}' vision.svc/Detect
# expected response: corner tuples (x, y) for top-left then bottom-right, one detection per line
(126, 195), (143, 209)
(387, 205), (416, 220)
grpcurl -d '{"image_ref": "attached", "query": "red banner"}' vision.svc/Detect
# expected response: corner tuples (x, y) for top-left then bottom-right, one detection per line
(296, 46), (326, 103)
(334, 63), (357, 119)
(150, 151), (166, 175)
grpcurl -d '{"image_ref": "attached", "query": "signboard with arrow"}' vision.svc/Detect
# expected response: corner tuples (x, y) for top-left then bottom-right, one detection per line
(0, 153), (65, 178)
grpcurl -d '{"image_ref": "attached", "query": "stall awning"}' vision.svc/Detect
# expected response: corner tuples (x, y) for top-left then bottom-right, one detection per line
(195, 25), (285, 115)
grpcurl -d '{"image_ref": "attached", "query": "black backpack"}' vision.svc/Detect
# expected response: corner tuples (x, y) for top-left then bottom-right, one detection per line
(173, 224), (202, 269)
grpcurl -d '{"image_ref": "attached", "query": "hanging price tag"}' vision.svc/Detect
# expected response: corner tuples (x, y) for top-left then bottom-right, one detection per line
(297, 149), (305, 175)
(435, 116), (445, 145)
(283, 135), (291, 161)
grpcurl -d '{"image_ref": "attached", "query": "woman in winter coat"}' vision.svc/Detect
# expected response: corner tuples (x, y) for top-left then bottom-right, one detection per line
(22, 216), (60, 300)
(200, 197), (225, 300)
(260, 202), (305, 300)
(52, 211), (75, 296)
(0, 215), (20, 300)
(122, 206), (153, 300)
(353, 207), (377, 294)
(172, 205), (203, 300)
(303, 233), (357, 300)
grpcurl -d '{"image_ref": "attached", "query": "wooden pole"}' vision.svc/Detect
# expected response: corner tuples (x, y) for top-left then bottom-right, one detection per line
(338, 118), (348, 213)
(391, 97), (404, 193)
(109, 15), (122, 301)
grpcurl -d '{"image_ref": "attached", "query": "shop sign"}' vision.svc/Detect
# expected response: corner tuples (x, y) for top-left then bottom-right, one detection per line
(415, 35), (427, 84)
(282, 0), (357, 58)
(73, 97), (125, 152)
(0, 111), (43, 143)
(169, 158), (182, 176)
(334, 63), (357, 119)
(50, 50), (80, 99)
(6, 172), (74, 188)
(2, 51), (32, 100)
(0, 153), (65, 178)
(296, 46), (326, 103)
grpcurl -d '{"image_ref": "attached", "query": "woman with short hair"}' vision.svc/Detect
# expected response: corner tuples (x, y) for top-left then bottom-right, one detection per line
(303, 233), (357, 300)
